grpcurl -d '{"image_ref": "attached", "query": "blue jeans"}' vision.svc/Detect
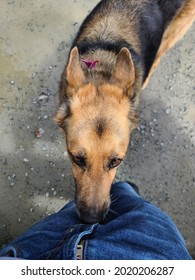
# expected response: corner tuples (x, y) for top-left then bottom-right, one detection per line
(0, 182), (191, 260)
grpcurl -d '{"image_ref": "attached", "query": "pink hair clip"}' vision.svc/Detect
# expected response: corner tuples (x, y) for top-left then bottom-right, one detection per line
(82, 59), (99, 69)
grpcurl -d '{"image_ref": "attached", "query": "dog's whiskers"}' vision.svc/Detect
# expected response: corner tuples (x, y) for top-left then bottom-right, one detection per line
(110, 194), (120, 205)
(107, 208), (119, 217)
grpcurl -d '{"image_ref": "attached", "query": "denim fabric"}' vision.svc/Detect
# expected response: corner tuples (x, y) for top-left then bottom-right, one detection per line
(0, 182), (191, 260)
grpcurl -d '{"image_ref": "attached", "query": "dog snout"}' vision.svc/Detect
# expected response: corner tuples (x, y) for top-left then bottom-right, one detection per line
(77, 200), (109, 224)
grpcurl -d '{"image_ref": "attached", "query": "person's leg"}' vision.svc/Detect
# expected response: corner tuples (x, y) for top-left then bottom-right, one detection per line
(0, 182), (140, 260)
(104, 181), (143, 223)
(0, 201), (80, 259)
(84, 182), (192, 260)
(0, 182), (141, 258)
(0, 182), (192, 260)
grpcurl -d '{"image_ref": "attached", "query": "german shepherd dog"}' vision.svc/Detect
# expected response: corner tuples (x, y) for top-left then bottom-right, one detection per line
(55, 0), (195, 223)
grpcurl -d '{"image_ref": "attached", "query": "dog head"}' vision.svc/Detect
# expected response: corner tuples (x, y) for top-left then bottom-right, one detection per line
(55, 47), (138, 223)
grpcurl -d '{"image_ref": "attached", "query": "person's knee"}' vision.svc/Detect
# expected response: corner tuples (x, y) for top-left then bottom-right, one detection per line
(111, 181), (140, 197)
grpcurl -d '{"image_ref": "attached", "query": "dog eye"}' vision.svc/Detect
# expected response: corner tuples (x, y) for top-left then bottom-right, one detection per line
(71, 155), (86, 168)
(108, 158), (123, 169)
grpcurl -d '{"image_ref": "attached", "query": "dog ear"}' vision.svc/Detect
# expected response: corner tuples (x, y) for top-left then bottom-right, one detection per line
(112, 47), (135, 92)
(66, 47), (86, 90)
(54, 103), (70, 129)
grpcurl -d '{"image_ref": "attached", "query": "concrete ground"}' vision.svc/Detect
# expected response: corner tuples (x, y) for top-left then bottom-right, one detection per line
(0, 0), (194, 258)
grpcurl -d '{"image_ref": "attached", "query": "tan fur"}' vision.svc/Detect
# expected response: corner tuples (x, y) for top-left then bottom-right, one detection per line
(66, 83), (131, 213)
(143, 0), (195, 89)
(55, 0), (194, 223)
(55, 47), (136, 222)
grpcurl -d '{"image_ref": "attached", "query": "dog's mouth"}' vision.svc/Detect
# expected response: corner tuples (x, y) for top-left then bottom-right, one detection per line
(74, 179), (110, 223)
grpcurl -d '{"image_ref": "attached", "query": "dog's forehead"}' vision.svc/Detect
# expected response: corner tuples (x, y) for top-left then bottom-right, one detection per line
(72, 83), (124, 104)
(66, 114), (129, 155)
(68, 109), (128, 138)
(66, 82), (130, 154)
(67, 134), (128, 158)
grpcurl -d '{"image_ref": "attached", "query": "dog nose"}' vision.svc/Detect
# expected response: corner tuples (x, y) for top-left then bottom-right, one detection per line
(77, 201), (108, 224)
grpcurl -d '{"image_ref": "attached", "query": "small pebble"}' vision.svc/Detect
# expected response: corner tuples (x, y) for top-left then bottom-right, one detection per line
(50, 162), (56, 167)
(32, 72), (37, 79)
(38, 93), (49, 102)
(42, 145), (48, 151)
(20, 146), (25, 152)
(45, 192), (49, 198)
(34, 128), (44, 138)
(166, 109), (170, 115)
